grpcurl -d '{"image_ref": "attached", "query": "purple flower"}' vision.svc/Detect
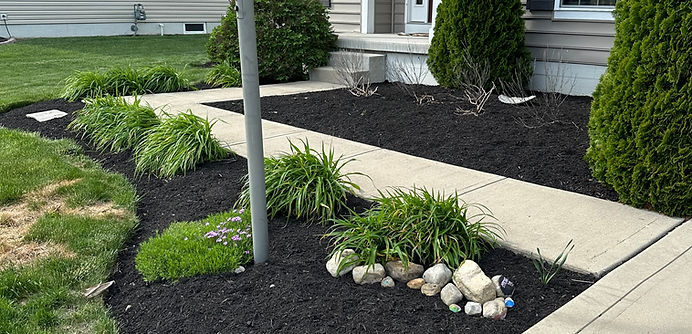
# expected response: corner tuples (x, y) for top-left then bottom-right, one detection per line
(204, 231), (218, 238)
(232, 216), (242, 222)
(231, 235), (242, 241)
(223, 241), (228, 246)
(238, 208), (245, 214)
(205, 222), (209, 226)
(244, 250), (250, 254)
(216, 238), (222, 243)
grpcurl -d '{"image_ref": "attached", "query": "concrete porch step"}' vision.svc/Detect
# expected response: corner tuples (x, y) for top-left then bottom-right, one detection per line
(309, 50), (386, 85)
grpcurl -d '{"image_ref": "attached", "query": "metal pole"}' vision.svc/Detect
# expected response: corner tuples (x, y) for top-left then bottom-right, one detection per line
(236, 0), (269, 263)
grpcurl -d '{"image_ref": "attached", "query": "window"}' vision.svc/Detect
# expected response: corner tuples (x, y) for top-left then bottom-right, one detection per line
(561, 0), (616, 6)
(554, 0), (616, 21)
(184, 23), (206, 34)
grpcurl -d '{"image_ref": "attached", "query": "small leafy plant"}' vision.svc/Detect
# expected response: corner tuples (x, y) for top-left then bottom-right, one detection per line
(533, 239), (575, 285)
(134, 110), (231, 178)
(141, 64), (191, 93)
(61, 70), (109, 101)
(68, 95), (160, 153)
(238, 139), (364, 223)
(327, 187), (503, 269)
(205, 62), (242, 88)
(135, 209), (252, 281)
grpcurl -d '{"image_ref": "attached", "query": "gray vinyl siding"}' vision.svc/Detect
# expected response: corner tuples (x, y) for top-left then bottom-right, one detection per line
(373, 0), (404, 34)
(521, 2), (615, 66)
(328, 0), (361, 32)
(1, 1), (229, 24)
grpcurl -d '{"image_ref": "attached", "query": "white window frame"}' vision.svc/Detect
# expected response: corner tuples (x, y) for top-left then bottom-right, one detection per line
(553, 1), (615, 21)
(183, 23), (207, 34)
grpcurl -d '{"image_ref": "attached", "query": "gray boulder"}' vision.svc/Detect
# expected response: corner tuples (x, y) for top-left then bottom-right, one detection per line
(421, 283), (442, 296)
(423, 263), (452, 285)
(352, 264), (386, 285)
(381, 276), (395, 288)
(440, 283), (464, 306)
(482, 297), (507, 320)
(326, 249), (357, 277)
(452, 260), (496, 303)
(464, 301), (482, 316)
(385, 261), (424, 282)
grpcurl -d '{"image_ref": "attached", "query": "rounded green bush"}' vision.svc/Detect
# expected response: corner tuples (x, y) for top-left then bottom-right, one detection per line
(427, 0), (531, 88)
(586, 0), (691, 216)
(206, 0), (337, 82)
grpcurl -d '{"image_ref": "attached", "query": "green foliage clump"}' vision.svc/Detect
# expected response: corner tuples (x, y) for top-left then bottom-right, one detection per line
(327, 187), (503, 269)
(586, 1), (691, 216)
(61, 65), (191, 101)
(136, 209), (252, 282)
(238, 140), (363, 223)
(427, 0), (531, 88)
(134, 111), (231, 178)
(205, 62), (242, 88)
(68, 96), (160, 153)
(206, 0), (337, 82)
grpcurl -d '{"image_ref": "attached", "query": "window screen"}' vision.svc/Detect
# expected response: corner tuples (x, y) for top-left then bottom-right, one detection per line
(562, 0), (616, 6)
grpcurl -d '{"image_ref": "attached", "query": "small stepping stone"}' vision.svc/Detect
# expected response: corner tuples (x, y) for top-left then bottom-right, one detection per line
(26, 109), (67, 122)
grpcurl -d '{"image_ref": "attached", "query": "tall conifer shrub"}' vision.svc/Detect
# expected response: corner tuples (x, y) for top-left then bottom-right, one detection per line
(427, 0), (531, 88)
(586, 0), (691, 216)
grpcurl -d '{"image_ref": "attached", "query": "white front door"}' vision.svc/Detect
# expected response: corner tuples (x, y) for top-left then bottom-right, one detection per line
(405, 0), (430, 33)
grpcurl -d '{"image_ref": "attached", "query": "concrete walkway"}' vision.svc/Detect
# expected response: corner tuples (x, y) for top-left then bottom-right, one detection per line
(135, 81), (689, 333)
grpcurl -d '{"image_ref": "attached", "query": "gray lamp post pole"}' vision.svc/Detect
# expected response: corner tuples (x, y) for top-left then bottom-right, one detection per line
(235, 0), (269, 263)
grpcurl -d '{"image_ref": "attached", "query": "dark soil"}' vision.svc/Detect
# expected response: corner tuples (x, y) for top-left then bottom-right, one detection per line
(207, 83), (618, 201)
(1, 98), (597, 333)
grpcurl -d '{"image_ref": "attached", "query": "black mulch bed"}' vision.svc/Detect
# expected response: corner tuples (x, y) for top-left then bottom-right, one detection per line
(207, 83), (619, 201)
(1, 99), (597, 333)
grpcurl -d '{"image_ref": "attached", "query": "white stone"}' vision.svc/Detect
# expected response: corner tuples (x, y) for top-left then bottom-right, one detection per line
(482, 297), (508, 320)
(452, 260), (496, 303)
(352, 264), (386, 285)
(423, 263), (453, 285)
(492, 275), (504, 297)
(385, 260), (424, 282)
(26, 109), (67, 122)
(464, 301), (482, 316)
(440, 283), (464, 306)
(421, 283), (442, 296)
(234, 266), (245, 274)
(381, 276), (395, 288)
(326, 249), (357, 277)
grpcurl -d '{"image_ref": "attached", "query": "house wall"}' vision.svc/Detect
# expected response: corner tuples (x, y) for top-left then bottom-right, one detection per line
(328, 0), (361, 32)
(1, 0), (229, 38)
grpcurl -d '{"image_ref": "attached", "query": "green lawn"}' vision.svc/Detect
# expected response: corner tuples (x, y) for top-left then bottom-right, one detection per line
(0, 35), (211, 112)
(0, 128), (137, 333)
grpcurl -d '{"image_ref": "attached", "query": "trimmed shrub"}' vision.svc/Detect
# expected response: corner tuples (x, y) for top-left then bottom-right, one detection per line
(327, 187), (503, 269)
(238, 140), (363, 223)
(136, 209), (253, 282)
(427, 0), (531, 89)
(62, 65), (191, 101)
(68, 96), (160, 153)
(134, 111), (231, 178)
(586, 1), (691, 216)
(206, 0), (337, 82)
(205, 62), (242, 88)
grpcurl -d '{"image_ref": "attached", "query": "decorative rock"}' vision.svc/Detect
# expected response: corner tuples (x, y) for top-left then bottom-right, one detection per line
(421, 283), (442, 296)
(407, 278), (425, 290)
(449, 304), (462, 313)
(440, 283), (464, 306)
(326, 249), (357, 277)
(452, 260), (496, 304)
(385, 260), (424, 282)
(482, 298), (508, 320)
(381, 276), (395, 288)
(504, 297), (515, 308)
(492, 275), (515, 297)
(464, 301), (482, 316)
(423, 263), (453, 285)
(352, 264), (386, 285)
(234, 266), (245, 274)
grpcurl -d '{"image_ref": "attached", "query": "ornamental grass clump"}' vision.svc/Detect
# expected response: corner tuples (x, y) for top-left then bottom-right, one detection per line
(134, 111), (231, 178)
(135, 209), (252, 281)
(205, 62), (242, 88)
(61, 65), (192, 101)
(68, 95), (160, 153)
(238, 140), (364, 223)
(327, 187), (503, 270)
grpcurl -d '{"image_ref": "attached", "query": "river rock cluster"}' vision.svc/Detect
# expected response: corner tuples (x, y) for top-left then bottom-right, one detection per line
(326, 249), (515, 320)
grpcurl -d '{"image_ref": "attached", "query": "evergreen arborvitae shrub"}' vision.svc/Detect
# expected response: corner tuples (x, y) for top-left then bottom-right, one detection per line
(586, 0), (691, 216)
(427, 0), (531, 88)
(206, 0), (337, 82)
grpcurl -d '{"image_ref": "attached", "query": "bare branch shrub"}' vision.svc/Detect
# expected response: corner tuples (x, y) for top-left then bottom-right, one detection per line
(390, 40), (433, 105)
(332, 50), (377, 97)
(454, 45), (495, 115)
